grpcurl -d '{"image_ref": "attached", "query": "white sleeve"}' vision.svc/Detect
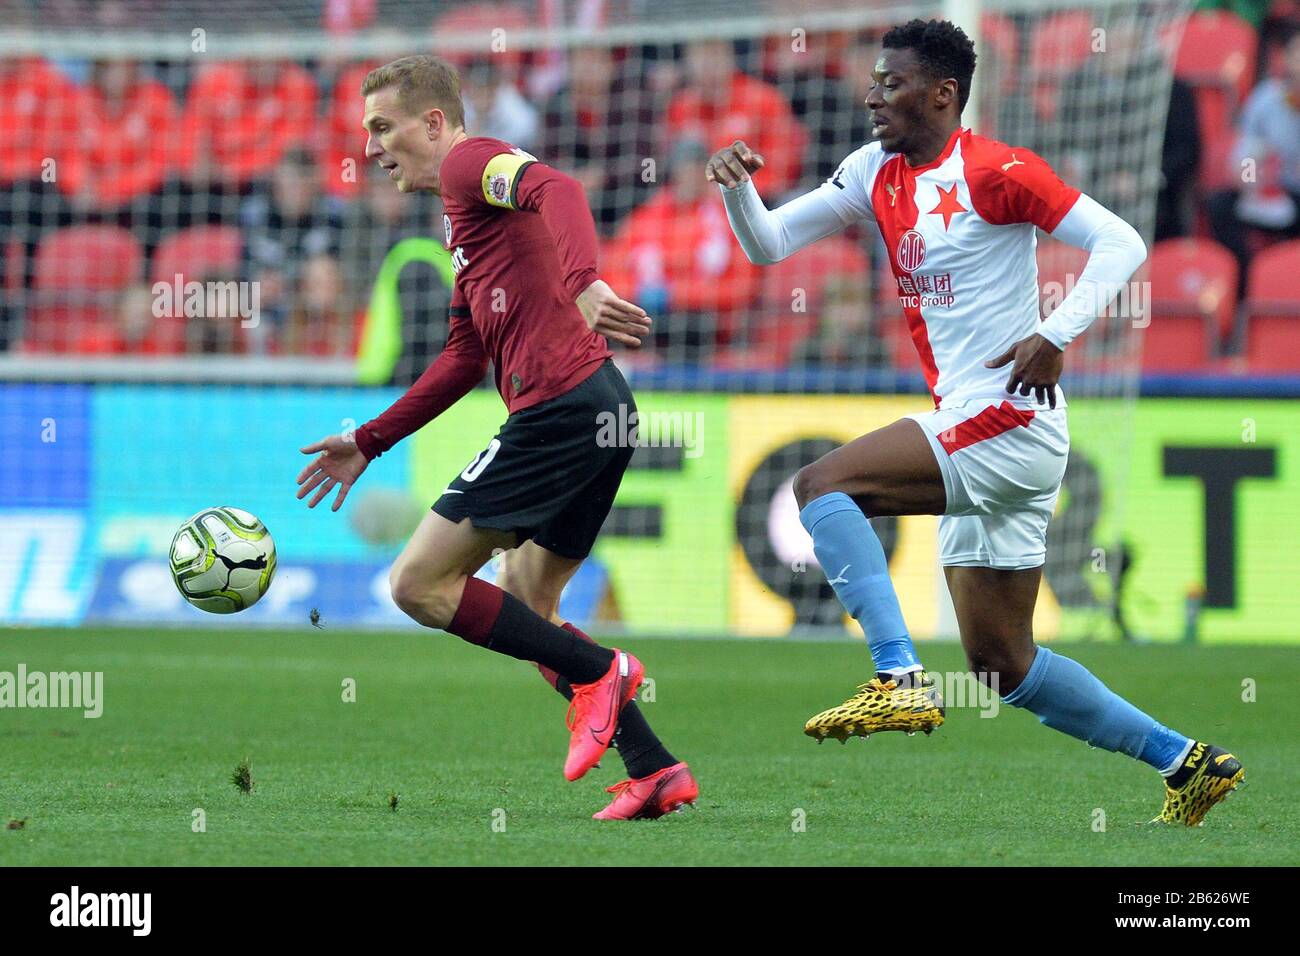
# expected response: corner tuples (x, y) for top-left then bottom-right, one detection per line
(718, 180), (855, 264)
(1039, 193), (1147, 350)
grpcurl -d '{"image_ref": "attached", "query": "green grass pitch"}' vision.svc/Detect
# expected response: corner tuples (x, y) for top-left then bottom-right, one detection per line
(0, 629), (1293, 866)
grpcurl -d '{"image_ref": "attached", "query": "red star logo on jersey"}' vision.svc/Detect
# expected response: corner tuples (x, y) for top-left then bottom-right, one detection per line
(928, 184), (967, 230)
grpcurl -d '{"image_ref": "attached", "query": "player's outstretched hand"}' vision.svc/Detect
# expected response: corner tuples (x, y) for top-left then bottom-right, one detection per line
(296, 433), (369, 511)
(705, 140), (766, 188)
(985, 333), (1064, 409)
(577, 279), (652, 349)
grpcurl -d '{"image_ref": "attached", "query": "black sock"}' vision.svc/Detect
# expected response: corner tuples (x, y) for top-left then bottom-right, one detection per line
(490, 593), (613, 684)
(449, 578), (613, 684)
(614, 705), (678, 779)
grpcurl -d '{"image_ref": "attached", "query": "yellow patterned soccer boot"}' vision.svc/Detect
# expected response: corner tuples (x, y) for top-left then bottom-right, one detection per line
(804, 670), (945, 742)
(1152, 742), (1244, 826)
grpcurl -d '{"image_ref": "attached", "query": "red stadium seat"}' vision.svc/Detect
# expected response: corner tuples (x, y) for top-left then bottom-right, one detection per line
(1172, 11), (1257, 193)
(178, 62), (317, 187)
(1027, 11), (1095, 119)
(150, 225), (243, 289)
(321, 61), (380, 199)
(32, 226), (141, 294)
(1243, 240), (1300, 372)
(1029, 11), (1095, 75)
(1146, 238), (1237, 370)
(25, 225), (143, 353)
(1174, 10), (1257, 108)
(146, 225), (245, 352)
(979, 13), (1021, 95)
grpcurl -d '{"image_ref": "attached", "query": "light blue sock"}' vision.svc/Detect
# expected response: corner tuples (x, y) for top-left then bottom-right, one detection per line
(798, 491), (920, 673)
(1003, 646), (1193, 773)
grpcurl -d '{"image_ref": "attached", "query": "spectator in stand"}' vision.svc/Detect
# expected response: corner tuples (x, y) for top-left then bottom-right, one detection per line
(763, 30), (870, 186)
(667, 39), (808, 197)
(239, 149), (344, 347)
(790, 272), (890, 369)
(187, 271), (250, 355)
(173, 59), (317, 226)
(108, 282), (186, 356)
(460, 59), (541, 151)
(537, 45), (659, 234)
(428, 5), (537, 149)
(84, 59), (179, 210)
(602, 138), (761, 359)
(1206, 27), (1300, 291)
(0, 52), (87, 348)
(281, 253), (357, 356)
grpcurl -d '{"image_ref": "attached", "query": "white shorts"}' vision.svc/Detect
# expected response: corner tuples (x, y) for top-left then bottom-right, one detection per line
(907, 399), (1070, 570)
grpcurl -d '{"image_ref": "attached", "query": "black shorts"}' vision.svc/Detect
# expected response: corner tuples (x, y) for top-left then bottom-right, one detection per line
(432, 359), (635, 560)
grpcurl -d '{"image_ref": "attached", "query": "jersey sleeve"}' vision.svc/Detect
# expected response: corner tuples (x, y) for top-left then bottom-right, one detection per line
(478, 148), (538, 210)
(966, 145), (1081, 231)
(441, 140), (537, 210)
(511, 161), (601, 298)
(1039, 192), (1147, 350)
(353, 300), (487, 460)
(816, 145), (877, 224)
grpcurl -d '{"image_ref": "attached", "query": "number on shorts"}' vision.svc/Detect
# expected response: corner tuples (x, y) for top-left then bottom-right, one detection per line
(460, 439), (501, 482)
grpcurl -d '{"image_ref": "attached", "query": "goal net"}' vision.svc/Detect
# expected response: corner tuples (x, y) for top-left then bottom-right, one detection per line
(0, 0), (1188, 640)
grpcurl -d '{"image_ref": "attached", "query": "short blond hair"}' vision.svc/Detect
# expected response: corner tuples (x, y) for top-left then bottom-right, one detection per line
(361, 55), (465, 128)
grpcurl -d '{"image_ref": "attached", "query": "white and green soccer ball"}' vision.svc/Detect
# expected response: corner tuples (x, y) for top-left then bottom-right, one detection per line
(169, 507), (277, 614)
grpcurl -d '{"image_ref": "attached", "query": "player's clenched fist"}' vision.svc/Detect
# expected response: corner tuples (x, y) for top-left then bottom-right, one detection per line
(576, 278), (652, 349)
(705, 140), (766, 188)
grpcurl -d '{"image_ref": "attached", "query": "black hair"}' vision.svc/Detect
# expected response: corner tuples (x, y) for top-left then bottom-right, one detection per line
(881, 18), (977, 112)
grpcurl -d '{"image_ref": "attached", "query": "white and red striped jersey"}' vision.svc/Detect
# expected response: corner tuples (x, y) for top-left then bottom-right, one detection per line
(816, 127), (1079, 408)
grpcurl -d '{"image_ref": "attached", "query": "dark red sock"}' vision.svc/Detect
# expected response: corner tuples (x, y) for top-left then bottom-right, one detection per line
(447, 575), (503, 646)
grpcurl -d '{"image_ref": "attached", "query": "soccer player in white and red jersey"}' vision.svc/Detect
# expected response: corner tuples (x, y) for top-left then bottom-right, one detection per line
(295, 55), (696, 820)
(708, 19), (1242, 826)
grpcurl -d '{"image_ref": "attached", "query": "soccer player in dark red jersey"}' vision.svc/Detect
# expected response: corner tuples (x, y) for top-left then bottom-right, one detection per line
(295, 55), (696, 820)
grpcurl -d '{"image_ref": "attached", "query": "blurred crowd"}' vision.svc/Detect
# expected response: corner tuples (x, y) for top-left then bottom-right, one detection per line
(3, 0), (1300, 378)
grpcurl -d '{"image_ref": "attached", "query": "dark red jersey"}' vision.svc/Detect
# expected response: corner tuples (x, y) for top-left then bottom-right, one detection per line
(355, 136), (611, 460)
